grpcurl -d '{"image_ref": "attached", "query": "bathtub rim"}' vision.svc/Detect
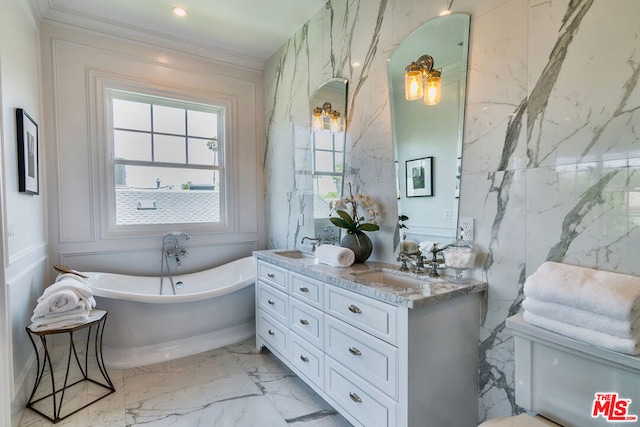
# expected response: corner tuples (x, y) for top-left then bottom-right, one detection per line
(86, 256), (255, 303)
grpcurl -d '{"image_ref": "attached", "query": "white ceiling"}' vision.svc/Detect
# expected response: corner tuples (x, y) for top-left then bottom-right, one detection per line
(29, 0), (327, 65)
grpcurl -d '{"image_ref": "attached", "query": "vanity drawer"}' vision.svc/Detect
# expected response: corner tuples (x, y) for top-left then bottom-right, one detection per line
(325, 358), (397, 427)
(290, 272), (324, 309)
(258, 282), (288, 325)
(257, 311), (289, 358)
(290, 332), (324, 389)
(290, 298), (324, 349)
(258, 261), (288, 291)
(325, 316), (398, 399)
(325, 286), (399, 344)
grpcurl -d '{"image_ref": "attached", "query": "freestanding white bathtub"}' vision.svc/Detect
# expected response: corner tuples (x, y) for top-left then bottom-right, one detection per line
(86, 256), (256, 369)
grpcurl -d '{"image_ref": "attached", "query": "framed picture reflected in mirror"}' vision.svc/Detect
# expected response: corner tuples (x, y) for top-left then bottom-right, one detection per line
(406, 156), (433, 197)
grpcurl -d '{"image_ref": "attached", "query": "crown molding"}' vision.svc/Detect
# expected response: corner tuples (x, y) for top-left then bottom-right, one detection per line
(27, 0), (266, 71)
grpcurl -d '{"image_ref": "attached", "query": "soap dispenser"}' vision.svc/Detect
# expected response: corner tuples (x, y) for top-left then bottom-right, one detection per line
(443, 227), (476, 284)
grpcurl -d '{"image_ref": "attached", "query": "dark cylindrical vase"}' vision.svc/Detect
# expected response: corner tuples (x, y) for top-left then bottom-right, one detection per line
(340, 232), (373, 263)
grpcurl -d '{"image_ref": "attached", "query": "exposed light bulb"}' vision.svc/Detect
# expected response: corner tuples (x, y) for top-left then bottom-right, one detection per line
(312, 115), (323, 131)
(330, 112), (342, 134)
(405, 64), (423, 100)
(424, 70), (442, 105)
(311, 107), (324, 131)
(172, 6), (187, 17)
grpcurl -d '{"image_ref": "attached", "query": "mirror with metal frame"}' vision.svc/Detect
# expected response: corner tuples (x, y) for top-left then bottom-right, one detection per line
(388, 14), (470, 250)
(309, 78), (348, 245)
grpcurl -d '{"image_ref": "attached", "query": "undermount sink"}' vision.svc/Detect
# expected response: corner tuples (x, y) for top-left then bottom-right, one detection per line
(274, 250), (318, 265)
(353, 270), (433, 288)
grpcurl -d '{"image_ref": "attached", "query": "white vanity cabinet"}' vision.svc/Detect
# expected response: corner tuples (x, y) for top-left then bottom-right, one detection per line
(255, 257), (483, 427)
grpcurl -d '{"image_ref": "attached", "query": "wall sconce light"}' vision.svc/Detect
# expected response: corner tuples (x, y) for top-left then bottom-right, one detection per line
(424, 69), (442, 105)
(311, 102), (343, 133)
(312, 106), (324, 131)
(404, 54), (442, 105)
(329, 111), (342, 133)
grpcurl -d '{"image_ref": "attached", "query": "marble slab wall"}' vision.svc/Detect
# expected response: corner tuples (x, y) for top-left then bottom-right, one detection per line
(263, 0), (640, 421)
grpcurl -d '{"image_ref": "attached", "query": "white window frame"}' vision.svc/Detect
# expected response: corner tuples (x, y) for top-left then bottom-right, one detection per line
(312, 130), (344, 215)
(95, 76), (234, 237)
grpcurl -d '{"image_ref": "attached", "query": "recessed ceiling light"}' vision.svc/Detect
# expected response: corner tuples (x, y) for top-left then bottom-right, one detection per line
(172, 6), (187, 17)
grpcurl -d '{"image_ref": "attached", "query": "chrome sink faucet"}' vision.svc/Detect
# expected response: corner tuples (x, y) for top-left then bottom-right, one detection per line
(414, 251), (427, 274)
(427, 243), (446, 277)
(397, 250), (412, 271)
(301, 236), (321, 252)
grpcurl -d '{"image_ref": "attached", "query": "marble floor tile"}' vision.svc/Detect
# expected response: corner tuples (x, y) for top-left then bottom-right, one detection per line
(18, 339), (352, 427)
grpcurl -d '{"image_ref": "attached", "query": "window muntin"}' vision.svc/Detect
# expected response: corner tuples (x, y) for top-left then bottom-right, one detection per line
(312, 130), (344, 214)
(108, 90), (224, 226)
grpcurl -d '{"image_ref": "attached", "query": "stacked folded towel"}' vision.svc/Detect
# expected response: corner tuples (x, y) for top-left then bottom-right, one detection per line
(522, 261), (640, 355)
(30, 273), (96, 332)
(315, 245), (355, 268)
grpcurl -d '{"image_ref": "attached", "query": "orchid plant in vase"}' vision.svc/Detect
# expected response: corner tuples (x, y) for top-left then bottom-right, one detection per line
(329, 184), (381, 262)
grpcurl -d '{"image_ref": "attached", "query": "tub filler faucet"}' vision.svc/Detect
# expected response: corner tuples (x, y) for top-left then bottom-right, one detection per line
(173, 248), (189, 268)
(161, 232), (191, 295)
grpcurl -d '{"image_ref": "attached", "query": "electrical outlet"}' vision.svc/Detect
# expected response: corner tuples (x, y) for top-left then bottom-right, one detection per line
(459, 218), (474, 241)
(7, 223), (15, 241)
(444, 209), (453, 219)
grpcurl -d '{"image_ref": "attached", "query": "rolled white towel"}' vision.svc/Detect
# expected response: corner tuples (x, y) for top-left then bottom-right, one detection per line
(32, 289), (81, 317)
(55, 272), (88, 284)
(523, 297), (640, 340)
(523, 311), (640, 356)
(523, 262), (640, 320)
(315, 245), (355, 268)
(31, 277), (96, 325)
(39, 278), (94, 302)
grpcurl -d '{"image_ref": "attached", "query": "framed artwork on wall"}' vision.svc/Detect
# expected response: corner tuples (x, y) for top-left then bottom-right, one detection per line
(395, 161), (401, 199)
(406, 156), (433, 197)
(16, 108), (39, 195)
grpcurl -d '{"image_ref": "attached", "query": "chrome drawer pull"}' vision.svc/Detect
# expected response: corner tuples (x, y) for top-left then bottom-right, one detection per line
(267, 273), (275, 278)
(348, 304), (362, 314)
(349, 392), (362, 403)
(267, 299), (275, 305)
(268, 329), (275, 336)
(299, 287), (309, 292)
(299, 319), (309, 325)
(300, 355), (309, 362)
(348, 347), (362, 356)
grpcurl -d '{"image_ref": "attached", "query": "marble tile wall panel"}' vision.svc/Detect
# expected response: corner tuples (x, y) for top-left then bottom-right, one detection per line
(463, 0), (529, 174)
(526, 161), (640, 275)
(528, 0), (640, 167)
(263, 0), (640, 422)
(461, 168), (527, 421)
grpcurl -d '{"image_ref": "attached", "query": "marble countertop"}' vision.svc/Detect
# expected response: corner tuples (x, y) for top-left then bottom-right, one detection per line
(254, 250), (487, 309)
